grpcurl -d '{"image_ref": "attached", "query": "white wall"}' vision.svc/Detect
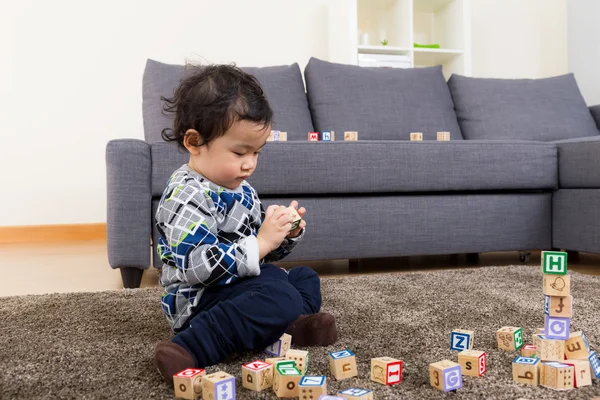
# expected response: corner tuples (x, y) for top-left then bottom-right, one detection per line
(470, 0), (567, 79)
(2, 0), (569, 226)
(567, 0), (600, 105)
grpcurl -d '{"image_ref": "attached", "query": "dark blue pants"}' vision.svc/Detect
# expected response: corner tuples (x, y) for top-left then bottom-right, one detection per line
(171, 264), (322, 368)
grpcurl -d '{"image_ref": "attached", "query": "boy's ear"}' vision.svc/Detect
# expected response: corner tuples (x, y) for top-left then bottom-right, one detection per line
(184, 129), (202, 153)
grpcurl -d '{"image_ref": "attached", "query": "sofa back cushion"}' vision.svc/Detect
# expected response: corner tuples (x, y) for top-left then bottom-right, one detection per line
(448, 73), (600, 141)
(303, 57), (463, 140)
(142, 59), (314, 143)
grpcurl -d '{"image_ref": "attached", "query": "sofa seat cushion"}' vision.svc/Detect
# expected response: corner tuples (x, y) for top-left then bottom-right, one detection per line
(554, 136), (600, 188)
(150, 141), (557, 197)
(304, 57), (463, 141)
(448, 73), (600, 141)
(142, 59), (314, 143)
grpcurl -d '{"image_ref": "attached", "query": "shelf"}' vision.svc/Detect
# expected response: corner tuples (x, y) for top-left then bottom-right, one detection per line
(413, 47), (462, 54)
(358, 45), (412, 55)
(413, 0), (455, 13)
(414, 48), (463, 65)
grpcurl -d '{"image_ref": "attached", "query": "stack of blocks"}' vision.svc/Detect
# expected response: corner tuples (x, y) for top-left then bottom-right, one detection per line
(510, 250), (600, 391)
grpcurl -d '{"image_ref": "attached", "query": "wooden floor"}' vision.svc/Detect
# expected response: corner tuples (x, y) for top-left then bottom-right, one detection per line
(0, 240), (598, 297)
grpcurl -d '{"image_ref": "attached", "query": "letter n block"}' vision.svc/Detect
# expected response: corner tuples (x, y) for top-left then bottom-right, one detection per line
(496, 326), (524, 351)
(241, 360), (273, 391)
(450, 329), (474, 351)
(370, 357), (402, 385)
(298, 376), (327, 399)
(265, 333), (292, 357)
(173, 368), (205, 400)
(565, 331), (591, 360)
(429, 360), (462, 392)
(458, 350), (486, 377)
(512, 356), (540, 385)
(202, 371), (236, 400)
(329, 349), (358, 380)
(540, 362), (574, 390)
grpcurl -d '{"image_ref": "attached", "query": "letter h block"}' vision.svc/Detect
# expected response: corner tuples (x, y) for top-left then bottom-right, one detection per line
(541, 250), (568, 274)
(329, 349), (358, 380)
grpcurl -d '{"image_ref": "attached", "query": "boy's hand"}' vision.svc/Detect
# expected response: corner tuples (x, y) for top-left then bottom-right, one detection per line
(257, 205), (293, 258)
(287, 200), (306, 238)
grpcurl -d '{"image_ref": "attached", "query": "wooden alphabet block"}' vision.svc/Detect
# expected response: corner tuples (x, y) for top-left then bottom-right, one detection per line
(286, 207), (302, 231)
(273, 361), (302, 398)
(265, 333), (292, 357)
(410, 132), (423, 141)
(544, 315), (570, 340)
(336, 388), (374, 400)
(533, 334), (545, 349)
(286, 349), (309, 374)
(564, 360), (593, 387)
(308, 132), (320, 141)
(317, 396), (345, 400)
(536, 327), (545, 335)
(436, 131), (450, 141)
(173, 368), (205, 399)
(328, 349), (357, 380)
(242, 360), (273, 392)
(321, 131), (335, 141)
(267, 130), (288, 142)
(565, 331), (591, 360)
(458, 350), (486, 377)
(589, 351), (600, 379)
(541, 250), (568, 275)
(298, 376), (327, 399)
(540, 362), (574, 390)
(544, 295), (572, 318)
(512, 356), (540, 385)
(202, 371), (236, 400)
(450, 329), (474, 351)
(265, 357), (287, 366)
(521, 344), (537, 357)
(429, 360), (462, 392)
(543, 274), (571, 296)
(370, 357), (403, 385)
(343, 131), (358, 141)
(496, 327), (524, 351)
(538, 338), (565, 362)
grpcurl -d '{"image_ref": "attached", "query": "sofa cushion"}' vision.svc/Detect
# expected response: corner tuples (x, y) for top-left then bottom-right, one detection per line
(304, 57), (463, 141)
(448, 73), (600, 141)
(554, 136), (600, 188)
(150, 141), (557, 197)
(142, 59), (314, 143)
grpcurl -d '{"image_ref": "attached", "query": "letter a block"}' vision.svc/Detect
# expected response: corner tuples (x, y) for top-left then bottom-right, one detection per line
(329, 350), (358, 380)
(543, 274), (571, 296)
(286, 349), (309, 374)
(512, 356), (540, 385)
(540, 362), (574, 390)
(565, 331), (591, 360)
(273, 361), (302, 398)
(336, 388), (373, 400)
(544, 295), (573, 318)
(298, 376), (327, 399)
(450, 329), (474, 351)
(541, 251), (568, 274)
(265, 333), (292, 357)
(202, 371), (236, 400)
(241, 360), (273, 392)
(544, 316), (570, 340)
(173, 368), (206, 399)
(496, 327), (524, 351)
(458, 350), (486, 377)
(564, 360), (593, 387)
(370, 357), (403, 385)
(538, 338), (565, 362)
(429, 360), (462, 392)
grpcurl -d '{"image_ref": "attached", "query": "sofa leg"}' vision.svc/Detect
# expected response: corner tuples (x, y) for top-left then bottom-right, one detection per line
(120, 267), (144, 289)
(349, 259), (361, 273)
(465, 253), (479, 265)
(566, 250), (580, 263)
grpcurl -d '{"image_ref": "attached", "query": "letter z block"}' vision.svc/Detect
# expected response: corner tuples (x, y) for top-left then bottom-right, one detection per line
(329, 349), (358, 380)
(512, 356), (540, 385)
(429, 360), (462, 392)
(450, 329), (474, 351)
(298, 376), (327, 399)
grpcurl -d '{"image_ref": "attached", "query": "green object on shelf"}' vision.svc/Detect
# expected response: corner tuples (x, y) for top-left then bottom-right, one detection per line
(381, 39), (388, 46)
(414, 43), (440, 49)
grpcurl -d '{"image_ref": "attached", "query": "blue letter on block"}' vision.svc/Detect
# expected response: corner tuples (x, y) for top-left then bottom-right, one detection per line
(338, 389), (372, 397)
(513, 356), (540, 365)
(544, 295), (550, 315)
(450, 331), (472, 351)
(265, 339), (282, 357)
(442, 365), (462, 391)
(299, 376), (325, 386)
(545, 316), (570, 340)
(329, 350), (354, 359)
(589, 351), (600, 379)
(321, 131), (332, 141)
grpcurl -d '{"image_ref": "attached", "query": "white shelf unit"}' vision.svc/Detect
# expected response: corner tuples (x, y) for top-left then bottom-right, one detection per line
(353, 0), (471, 77)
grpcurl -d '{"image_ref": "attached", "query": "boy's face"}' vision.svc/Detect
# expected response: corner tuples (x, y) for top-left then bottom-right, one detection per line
(185, 119), (270, 190)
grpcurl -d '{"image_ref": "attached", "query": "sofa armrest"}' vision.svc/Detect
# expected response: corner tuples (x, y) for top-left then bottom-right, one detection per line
(554, 136), (600, 188)
(590, 105), (600, 130)
(106, 139), (152, 270)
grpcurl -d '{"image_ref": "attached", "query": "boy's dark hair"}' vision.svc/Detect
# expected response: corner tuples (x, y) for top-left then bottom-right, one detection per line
(161, 63), (273, 149)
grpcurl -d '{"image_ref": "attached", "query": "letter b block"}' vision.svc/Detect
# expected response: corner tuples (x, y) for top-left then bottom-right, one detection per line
(450, 329), (474, 351)
(512, 356), (540, 385)
(541, 251), (568, 274)
(429, 360), (462, 392)
(329, 350), (358, 380)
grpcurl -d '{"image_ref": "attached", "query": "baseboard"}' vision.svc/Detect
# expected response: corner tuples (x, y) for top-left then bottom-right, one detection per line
(0, 223), (106, 244)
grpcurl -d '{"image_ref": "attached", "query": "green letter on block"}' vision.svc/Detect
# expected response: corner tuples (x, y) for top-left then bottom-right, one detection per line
(542, 251), (567, 275)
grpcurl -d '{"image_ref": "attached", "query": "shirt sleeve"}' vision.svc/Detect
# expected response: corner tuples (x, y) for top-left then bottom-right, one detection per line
(156, 184), (260, 287)
(259, 203), (305, 264)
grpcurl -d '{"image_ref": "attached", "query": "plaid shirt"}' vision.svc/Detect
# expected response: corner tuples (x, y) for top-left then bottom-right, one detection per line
(155, 164), (304, 331)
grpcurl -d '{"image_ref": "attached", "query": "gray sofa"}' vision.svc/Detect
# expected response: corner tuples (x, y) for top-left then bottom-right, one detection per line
(106, 57), (600, 288)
